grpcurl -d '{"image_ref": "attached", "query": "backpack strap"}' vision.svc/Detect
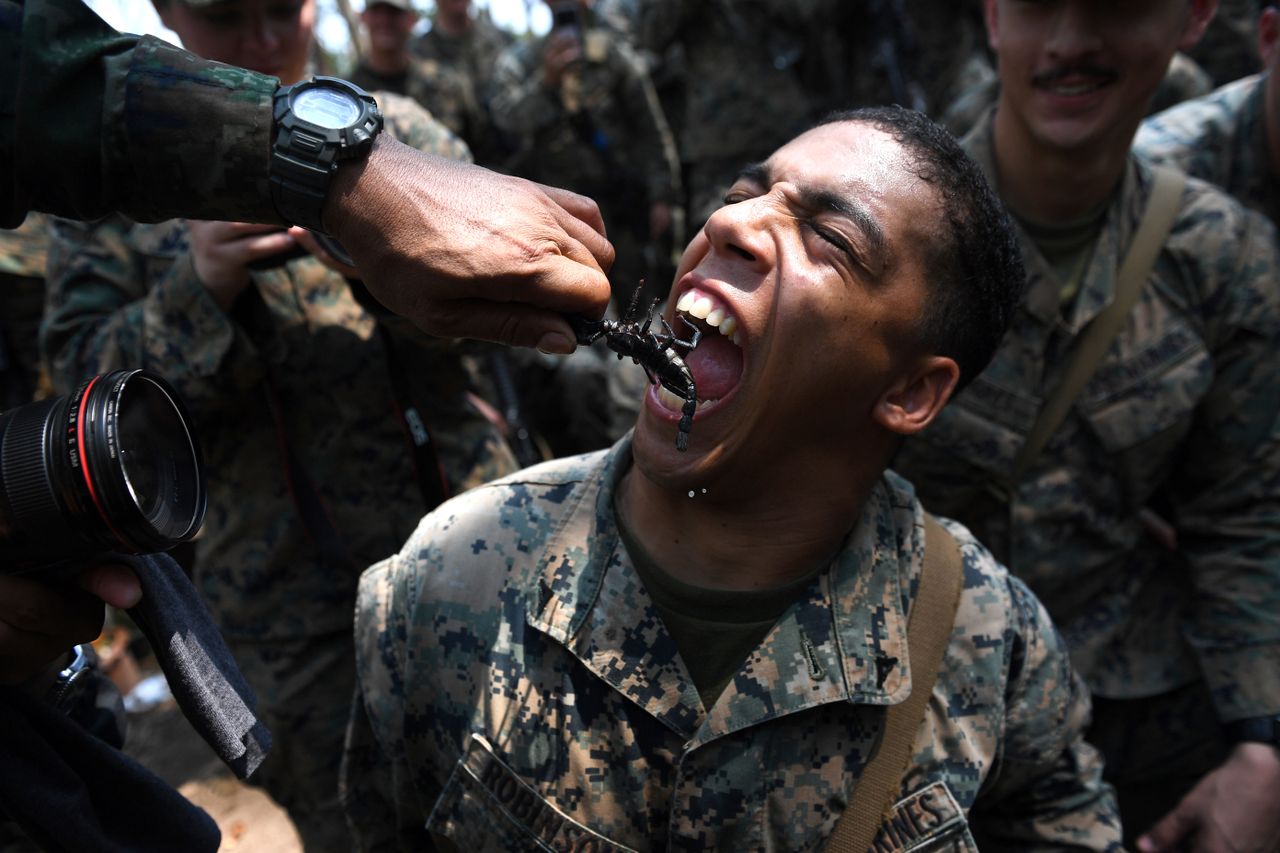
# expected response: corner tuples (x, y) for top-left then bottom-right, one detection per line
(826, 513), (965, 852)
(1010, 165), (1187, 484)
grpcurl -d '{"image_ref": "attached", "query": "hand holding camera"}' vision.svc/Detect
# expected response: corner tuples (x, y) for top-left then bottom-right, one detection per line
(0, 370), (204, 686)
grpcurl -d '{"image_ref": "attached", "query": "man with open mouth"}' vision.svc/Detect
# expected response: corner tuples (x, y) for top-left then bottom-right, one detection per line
(892, 0), (1280, 850)
(341, 106), (1123, 851)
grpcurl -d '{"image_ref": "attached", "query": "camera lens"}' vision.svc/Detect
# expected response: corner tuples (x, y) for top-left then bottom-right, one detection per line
(0, 370), (206, 573)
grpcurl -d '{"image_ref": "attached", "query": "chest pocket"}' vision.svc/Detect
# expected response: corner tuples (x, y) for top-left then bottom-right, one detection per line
(867, 781), (977, 853)
(1076, 319), (1211, 506)
(427, 734), (637, 853)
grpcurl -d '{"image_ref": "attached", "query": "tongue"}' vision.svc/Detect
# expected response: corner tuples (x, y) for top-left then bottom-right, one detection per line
(684, 333), (743, 399)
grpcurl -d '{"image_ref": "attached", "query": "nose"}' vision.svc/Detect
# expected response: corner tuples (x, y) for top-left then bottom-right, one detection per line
(1043, 2), (1103, 63)
(702, 196), (774, 272)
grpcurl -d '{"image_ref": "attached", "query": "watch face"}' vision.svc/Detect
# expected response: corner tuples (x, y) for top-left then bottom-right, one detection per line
(294, 87), (362, 129)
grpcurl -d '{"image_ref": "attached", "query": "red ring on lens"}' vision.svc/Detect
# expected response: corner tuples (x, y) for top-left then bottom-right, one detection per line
(75, 374), (129, 549)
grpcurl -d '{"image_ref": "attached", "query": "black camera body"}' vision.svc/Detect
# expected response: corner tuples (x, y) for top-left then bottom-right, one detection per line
(0, 370), (207, 573)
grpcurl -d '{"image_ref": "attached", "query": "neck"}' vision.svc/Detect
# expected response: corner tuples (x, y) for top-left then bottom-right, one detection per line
(616, 450), (880, 591)
(365, 45), (409, 76)
(991, 101), (1130, 221)
(435, 11), (470, 35)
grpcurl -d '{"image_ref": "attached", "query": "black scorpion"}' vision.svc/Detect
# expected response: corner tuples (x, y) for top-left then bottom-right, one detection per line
(568, 293), (702, 452)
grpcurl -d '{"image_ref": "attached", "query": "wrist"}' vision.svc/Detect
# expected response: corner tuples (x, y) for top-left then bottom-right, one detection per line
(1223, 714), (1280, 757)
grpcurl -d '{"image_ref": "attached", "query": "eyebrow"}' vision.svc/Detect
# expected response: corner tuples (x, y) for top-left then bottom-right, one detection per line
(736, 162), (889, 277)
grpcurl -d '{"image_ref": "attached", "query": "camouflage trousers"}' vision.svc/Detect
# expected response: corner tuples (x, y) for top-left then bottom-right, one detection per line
(1087, 679), (1228, 847)
(227, 631), (356, 853)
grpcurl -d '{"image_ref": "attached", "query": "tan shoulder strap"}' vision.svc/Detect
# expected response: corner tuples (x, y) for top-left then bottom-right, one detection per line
(826, 514), (965, 853)
(1010, 165), (1187, 484)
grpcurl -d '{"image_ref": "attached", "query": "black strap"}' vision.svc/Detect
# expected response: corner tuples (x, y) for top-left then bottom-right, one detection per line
(375, 322), (450, 512)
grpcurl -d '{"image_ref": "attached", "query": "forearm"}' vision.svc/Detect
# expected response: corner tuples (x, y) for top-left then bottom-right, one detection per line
(5, 0), (279, 226)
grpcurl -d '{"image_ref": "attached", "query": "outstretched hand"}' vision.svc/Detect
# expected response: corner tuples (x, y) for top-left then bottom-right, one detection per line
(0, 565), (141, 686)
(325, 136), (613, 353)
(1138, 743), (1280, 853)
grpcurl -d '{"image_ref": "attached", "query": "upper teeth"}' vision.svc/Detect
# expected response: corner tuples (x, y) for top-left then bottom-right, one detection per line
(676, 288), (742, 345)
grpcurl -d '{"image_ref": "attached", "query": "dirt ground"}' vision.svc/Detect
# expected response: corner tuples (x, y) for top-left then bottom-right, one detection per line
(124, 700), (302, 853)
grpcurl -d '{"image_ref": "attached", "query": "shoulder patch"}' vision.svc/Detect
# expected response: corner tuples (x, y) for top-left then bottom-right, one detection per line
(868, 781), (967, 853)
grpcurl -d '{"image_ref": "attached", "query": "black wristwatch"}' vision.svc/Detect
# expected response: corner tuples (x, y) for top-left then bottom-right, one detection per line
(1223, 714), (1280, 751)
(270, 76), (383, 234)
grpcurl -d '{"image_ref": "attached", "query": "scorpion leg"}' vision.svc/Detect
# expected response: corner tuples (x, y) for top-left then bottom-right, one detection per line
(676, 372), (697, 452)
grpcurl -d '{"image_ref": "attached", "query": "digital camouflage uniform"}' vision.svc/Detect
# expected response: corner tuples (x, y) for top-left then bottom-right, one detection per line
(349, 56), (492, 167)
(1137, 73), (1280, 228)
(343, 438), (1122, 851)
(411, 11), (514, 166)
(0, 212), (51, 407)
(40, 93), (517, 851)
(490, 22), (678, 302)
(3, 0), (281, 229)
(893, 113), (1280, 834)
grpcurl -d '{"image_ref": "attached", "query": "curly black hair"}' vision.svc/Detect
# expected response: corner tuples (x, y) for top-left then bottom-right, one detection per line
(815, 106), (1025, 392)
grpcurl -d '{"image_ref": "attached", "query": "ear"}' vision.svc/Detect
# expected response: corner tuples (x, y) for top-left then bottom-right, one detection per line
(873, 356), (961, 437)
(983, 0), (1000, 53)
(1261, 7), (1280, 68)
(1177, 0), (1219, 51)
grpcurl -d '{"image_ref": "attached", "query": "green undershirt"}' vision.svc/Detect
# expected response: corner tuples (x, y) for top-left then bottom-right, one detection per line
(1013, 201), (1108, 312)
(615, 508), (830, 710)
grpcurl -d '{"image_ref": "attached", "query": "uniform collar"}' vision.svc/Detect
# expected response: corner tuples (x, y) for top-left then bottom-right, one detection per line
(525, 436), (916, 743)
(963, 108), (1154, 334)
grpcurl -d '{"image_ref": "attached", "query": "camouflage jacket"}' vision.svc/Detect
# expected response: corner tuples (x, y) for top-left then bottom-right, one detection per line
(3, 0), (279, 228)
(350, 58), (489, 158)
(41, 95), (516, 641)
(1137, 74), (1279, 228)
(893, 114), (1280, 722)
(489, 28), (677, 204)
(344, 439), (1122, 851)
(411, 12), (513, 102)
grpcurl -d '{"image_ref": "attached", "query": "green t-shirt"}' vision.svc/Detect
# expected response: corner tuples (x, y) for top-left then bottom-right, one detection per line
(616, 509), (831, 710)
(1013, 201), (1109, 312)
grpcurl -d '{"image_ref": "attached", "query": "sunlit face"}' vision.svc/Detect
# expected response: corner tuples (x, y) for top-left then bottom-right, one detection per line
(986, 0), (1211, 155)
(362, 3), (417, 54)
(156, 0), (316, 84)
(631, 122), (941, 491)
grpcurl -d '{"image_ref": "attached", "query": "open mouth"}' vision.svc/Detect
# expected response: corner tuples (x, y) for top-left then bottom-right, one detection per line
(655, 287), (746, 413)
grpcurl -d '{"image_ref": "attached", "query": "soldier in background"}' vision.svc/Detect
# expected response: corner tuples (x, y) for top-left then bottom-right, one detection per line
(491, 0), (679, 305)
(1137, 3), (1279, 228)
(342, 106), (1123, 851)
(0, 213), (51, 409)
(412, 0), (514, 165)
(349, 0), (489, 151)
(892, 0), (1280, 848)
(1190, 0), (1263, 84)
(39, 0), (517, 849)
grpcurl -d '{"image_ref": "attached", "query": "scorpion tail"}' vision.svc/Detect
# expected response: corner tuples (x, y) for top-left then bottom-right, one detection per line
(676, 392), (696, 452)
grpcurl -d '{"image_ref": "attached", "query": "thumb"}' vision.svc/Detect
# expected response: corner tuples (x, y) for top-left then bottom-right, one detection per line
(79, 564), (143, 610)
(430, 300), (582, 353)
(1138, 796), (1199, 852)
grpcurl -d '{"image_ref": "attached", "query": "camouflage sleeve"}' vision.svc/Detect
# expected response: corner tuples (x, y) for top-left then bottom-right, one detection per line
(3, 0), (279, 228)
(1166, 201), (1280, 723)
(488, 43), (561, 137)
(39, 217), (264, 408)
(968, 573), (1122, 851)
(346, 545), (441, 851)
(374, 90), (473, 164)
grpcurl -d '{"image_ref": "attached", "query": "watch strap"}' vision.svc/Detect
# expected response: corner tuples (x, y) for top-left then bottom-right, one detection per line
(1223, 715), (1280, 747)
